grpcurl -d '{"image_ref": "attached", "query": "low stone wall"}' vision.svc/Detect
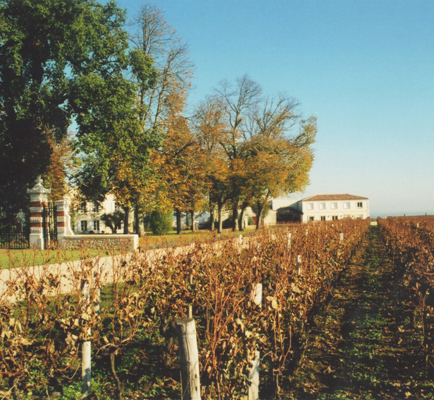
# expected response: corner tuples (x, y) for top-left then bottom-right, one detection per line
(61, 234), (138, 252)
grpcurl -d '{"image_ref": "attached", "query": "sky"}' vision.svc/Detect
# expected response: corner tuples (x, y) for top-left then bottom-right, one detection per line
(112, 0), (434, 217)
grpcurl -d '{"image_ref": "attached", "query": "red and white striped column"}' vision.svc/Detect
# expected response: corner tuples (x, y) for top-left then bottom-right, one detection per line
(27, 177), (51, 249)
(55, 199), (74, 247)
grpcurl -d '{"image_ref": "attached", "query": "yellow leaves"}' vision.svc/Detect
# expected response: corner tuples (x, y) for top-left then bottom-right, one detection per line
(291, 283), (301, 294)
(266, 296), (279, 310)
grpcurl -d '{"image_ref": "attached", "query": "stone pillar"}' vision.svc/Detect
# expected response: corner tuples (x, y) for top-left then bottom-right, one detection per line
(55, 199), (74, 247)
(27, 177), (51, 250)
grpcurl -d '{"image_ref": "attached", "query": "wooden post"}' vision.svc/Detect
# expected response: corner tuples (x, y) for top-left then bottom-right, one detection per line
(340, 232), (344, 242)
(188, 274), (193, 319)
(82, 281), (91, 400)
(297, 255), (302, 275)
(93, 265), (101, 314)
(176, 319), (201, 400)
(248, 283), (262, 400)
(287, 233), (291, 249)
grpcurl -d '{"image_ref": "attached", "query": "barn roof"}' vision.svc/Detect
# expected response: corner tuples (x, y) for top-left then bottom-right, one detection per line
(302, 194), (368, 202)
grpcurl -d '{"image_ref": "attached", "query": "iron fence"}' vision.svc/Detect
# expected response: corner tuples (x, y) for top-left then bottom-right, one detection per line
(0, 209), (30, 249)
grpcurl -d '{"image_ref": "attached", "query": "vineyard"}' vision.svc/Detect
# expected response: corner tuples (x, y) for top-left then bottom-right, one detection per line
(378, 216), (434, 374)
(0, 219), (370, 400)
(4, 216), (434, 399)
(3, 216), (434, 399)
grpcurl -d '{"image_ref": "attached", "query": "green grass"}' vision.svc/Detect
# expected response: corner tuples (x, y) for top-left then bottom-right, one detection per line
(0, 230), (210, 269)
(0, 248), (106, 269)
(0, 226), (263, 269)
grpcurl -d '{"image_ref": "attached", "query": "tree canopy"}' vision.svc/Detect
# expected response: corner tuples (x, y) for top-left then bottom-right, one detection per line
(0, 0), (138, 214)
(193, 76), (316, 231)
(0, 1), (316, 233)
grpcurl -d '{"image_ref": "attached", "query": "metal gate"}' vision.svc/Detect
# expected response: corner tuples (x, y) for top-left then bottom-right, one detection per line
(0, 209), (30, 249)
(43, 203), (57, 249)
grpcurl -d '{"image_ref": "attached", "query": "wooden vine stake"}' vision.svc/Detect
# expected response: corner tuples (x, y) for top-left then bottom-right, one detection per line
(176, 319), (201, 400)
(248, 283), (262, 400)
(81, 280), (91, 400)
(188, 273), (193, 319)
(297, 255), (302, 275)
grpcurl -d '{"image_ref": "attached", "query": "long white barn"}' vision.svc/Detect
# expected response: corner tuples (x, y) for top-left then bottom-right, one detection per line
(277, 194), (369, 223)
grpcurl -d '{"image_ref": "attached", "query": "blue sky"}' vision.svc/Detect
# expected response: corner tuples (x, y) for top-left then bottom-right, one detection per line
(113, 0), (434, 217)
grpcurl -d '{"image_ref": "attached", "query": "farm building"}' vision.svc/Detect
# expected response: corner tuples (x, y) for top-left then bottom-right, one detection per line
(277, 194), (369, 223)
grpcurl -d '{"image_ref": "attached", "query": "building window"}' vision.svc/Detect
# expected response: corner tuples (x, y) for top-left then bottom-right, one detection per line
(344, 202), (350, 209)
(94, 220), (100, 231)
(81, 220), (87, 232)
(93, 203), (99, 213)
(319, 203), (326, 210)
(331, 202), (338, 209)
(357, 202), (363, 208)
(321, 216), (326, 221)
(309, 216), (315, 221)
(307, 203), (314, 210)
(332, 216), (339, 220)
(81, 202), (87, 213)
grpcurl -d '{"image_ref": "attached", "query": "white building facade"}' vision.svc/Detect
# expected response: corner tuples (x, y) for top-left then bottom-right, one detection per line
(290, 194), (369, 223)
(74, 194), (124, 234)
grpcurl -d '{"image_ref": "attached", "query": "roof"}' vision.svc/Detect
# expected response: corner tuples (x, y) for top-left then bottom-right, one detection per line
(302, 194), (368, 202)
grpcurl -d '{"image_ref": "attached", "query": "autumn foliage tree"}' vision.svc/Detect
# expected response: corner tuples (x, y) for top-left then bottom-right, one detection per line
(152, 92), (207, 234)
(194, 76), (316, 231)
(193, 96), (232, 232)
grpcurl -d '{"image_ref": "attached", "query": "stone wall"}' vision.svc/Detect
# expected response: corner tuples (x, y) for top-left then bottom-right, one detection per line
(61, 234), (138, 252)
(27, 178), (139, 251)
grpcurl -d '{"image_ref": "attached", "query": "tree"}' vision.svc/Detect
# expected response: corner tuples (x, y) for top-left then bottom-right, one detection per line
(148, 210), (173, 235)
(100, 210), (125, 234)
(73, 69), (158, 233)
(197, 77), (316, 231)
(42, 130), (75, 201)
(215, 75), (263, 231)
(110, 3), (195, 235)
(243, 96), (316, 229)
(130, 3), (194, 132)
(193, 96), (232, 233)
(0, 0), (135, 217)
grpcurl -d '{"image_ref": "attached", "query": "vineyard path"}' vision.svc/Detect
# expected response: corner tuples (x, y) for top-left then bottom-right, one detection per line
(286, 226), (434, 400)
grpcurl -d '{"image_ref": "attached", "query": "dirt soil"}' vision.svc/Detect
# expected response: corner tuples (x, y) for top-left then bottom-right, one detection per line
(283, 226), (434, 400)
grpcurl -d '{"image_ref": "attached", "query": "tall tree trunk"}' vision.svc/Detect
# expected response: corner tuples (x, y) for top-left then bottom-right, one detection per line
(238, 208), (245, 231)
(175, 208), (182, 234)
(190, 210), (195, 232)
(209, 204), (215, 231)
(123, 207), (129, 234)
(255, 202), (264, 230)
(232, 203), (239, 232)
(134, 199), (144, 237)
(217, 203), (223, 233)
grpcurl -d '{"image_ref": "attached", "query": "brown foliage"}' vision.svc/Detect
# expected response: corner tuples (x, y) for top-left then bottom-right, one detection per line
(0, 219), (369, 398)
